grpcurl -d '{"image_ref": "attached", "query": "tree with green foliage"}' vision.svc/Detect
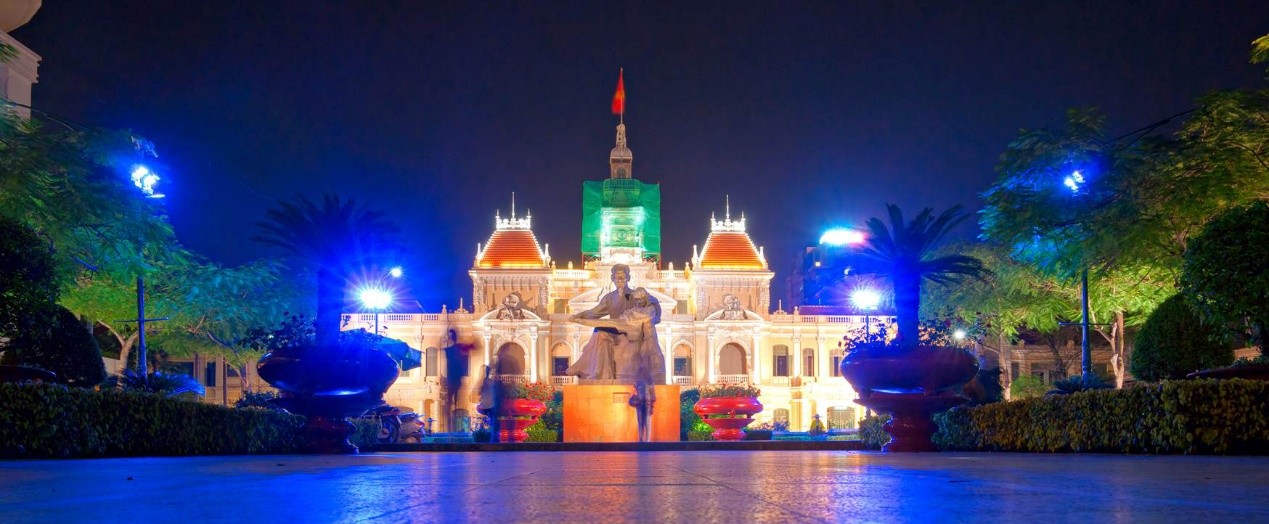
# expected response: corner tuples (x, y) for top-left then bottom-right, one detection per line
(1130, 294), (1232, 381)
(254, 194), (403, 348)
(0, 305), (106, 387)
(0, 216), (59, 345)
(856, 204), (986, 345)
(1181, 201), (1269, 354)
(1008, 375), (1049, 400)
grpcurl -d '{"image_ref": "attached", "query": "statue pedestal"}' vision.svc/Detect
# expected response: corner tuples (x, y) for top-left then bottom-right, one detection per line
(563, 384), (680, 442)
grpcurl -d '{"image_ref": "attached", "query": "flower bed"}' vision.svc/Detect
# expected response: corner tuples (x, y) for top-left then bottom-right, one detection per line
(0, 383), (305, 458)
(934, 379), (1269, 454)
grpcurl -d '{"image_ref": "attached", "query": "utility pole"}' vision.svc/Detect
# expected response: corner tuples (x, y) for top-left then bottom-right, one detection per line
(120, 275), (168, 382)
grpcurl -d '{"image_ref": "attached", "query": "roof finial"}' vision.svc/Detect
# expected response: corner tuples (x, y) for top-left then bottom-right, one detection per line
(725, 195), (731, 222)
(511, 192), (516, 219)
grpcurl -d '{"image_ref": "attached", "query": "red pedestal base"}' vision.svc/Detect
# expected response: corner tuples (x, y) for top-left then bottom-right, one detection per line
(694, 397), (763, 441)
(855, 392), (967, 452)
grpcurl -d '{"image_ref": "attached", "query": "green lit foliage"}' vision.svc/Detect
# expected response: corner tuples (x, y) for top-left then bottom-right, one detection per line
(1008, 375), (1048, 400)
(858, 415), (888, 449)
(856, 204), (986, 345)
(1181, 201), (1269, 354)
(0, 113), (176, 284)
(0, 305), (106, 388)
(679, 388), (701, 441)
(254, 194), (403, 347)
(1132, 294), (1234, 381)
(0, 216), (58, 342)
(935, 379), (1269, 454)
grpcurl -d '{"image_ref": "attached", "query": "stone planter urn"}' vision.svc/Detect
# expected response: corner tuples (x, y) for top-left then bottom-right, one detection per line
(497, 398), (547, 443)
(258, 344), (400, 454)
(840, 344), (978, 452)
(694, 396), (763, 441)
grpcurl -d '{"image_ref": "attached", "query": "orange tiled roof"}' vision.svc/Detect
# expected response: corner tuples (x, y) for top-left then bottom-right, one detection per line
(476, 230), (547, 269)
(698, 231), (765, 270)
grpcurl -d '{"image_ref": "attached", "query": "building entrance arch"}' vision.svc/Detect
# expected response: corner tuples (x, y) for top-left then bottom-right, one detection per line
(718, 343), (747, 375)
(496, 343), (526, 376)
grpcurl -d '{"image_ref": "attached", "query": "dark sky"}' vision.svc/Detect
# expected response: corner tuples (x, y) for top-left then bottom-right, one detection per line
(13, 2), (1269, 309)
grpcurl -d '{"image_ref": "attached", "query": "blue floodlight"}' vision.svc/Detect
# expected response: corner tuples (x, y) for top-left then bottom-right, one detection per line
(358, 288), (393, 310)
(130, 165), (165, 198)
(851, 289), (881, 310)
(1063, 170), (1085, 193)
(820, 228), (866, 246)
(389, 266), (404, 278)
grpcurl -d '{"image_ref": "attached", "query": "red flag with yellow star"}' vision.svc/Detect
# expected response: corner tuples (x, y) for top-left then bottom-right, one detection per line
(611, 69), (625, 115)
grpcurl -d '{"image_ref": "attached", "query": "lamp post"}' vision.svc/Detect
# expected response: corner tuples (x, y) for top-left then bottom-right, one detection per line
(851, 289), (881, 338)
(1063, 170), (1094, 379)
(358, 287), (393, 335)
(124, 165), (168, 380)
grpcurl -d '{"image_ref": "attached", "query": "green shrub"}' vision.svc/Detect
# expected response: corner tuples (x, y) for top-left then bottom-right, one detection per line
(349, 418), (381, 450)
(1009, 375), (1048, 399)
(687, 430), (713, 441)
(859, 414), (890, 450)
(524, 421), (559, 443)
(235, 389), (280, 410)
(1131, 294), (1233, 381)
(539, 390), (563, 435)
(934, 379), (1269, 454)
(0, 383), (304, 457)
(1, 306), (106, 388)
(680, 388), (702, 441)
(743, 429), (773, 440)
(1048, 374), (1113, 395)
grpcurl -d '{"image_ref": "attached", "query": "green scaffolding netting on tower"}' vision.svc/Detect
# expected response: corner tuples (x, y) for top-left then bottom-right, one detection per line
(581, 178), (661, 259)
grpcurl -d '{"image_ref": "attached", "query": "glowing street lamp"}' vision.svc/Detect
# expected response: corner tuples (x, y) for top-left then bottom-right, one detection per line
(953, 329), (967, 341)
(358, 287), (393, 335)
(819, 228), (866, 246)
(131, 165), (165, 199)
(1065, 168), (1093, 379)
(388, 266), (404, 278)
(851, 289), (881, 337)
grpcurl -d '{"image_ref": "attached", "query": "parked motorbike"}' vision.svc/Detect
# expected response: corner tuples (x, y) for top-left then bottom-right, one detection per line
(398, 412), (425, 443)
(367, 404), (401, 444)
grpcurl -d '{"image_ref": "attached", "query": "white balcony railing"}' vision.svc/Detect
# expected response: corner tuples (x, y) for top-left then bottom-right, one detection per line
(672, 376), (694, 387)
(717, 374), (749, 385)
(551, 375), (577, 387)
(769, 376), (791, 387)
(498, 374), (530, 385)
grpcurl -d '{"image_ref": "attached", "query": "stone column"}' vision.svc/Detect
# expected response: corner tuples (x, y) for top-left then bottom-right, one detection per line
(706, 329), (716, 383)
(750, 329), (761, 385)
(792, 335), (802, 377)
(530, 331), (539, 382)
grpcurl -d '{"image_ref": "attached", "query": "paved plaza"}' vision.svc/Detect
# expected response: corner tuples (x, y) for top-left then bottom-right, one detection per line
(2, 451), (1268, 523)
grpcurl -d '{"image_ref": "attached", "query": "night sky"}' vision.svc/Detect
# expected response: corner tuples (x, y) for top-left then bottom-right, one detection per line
(13, 2), (1269, 309)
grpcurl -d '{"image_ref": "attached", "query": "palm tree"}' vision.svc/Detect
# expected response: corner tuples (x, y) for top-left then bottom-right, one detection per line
(254, 194), (403, 348)
(858, 204), (987, 346)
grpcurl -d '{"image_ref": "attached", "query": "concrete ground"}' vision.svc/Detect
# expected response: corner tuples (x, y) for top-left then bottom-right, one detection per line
(2, 451), (1267, 523)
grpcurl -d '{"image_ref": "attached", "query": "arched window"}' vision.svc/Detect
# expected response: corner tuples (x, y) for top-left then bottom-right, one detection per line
(551, 343), (571, 376)
(718, 343), (747, 375)
(673, 344), (693, 377)
(830, 348), (845, 377)
(496, 343), (526, 376)
(424, 347), (439, 377)
(772, 345), (790, 377)
(802, 348), (815, 377)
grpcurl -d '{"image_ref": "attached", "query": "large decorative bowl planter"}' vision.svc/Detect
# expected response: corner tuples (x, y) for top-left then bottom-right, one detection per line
(258, 344), (400, 454)
(840, 345), (978, 452)
(497, 398), (547, 443)
(694, 396), (763, 441)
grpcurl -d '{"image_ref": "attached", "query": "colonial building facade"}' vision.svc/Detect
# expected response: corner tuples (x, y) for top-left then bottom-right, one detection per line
(343, 121), (893, 433)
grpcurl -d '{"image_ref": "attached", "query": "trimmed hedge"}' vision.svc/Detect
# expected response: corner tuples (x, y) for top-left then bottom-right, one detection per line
(935, 379), (1269, 454)
(351, 418), (381, 450)
(0, 383), (305, 458)
(859, 415), (890, 450)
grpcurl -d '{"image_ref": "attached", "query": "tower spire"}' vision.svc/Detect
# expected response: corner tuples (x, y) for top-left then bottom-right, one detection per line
(725, 195), (731, 221)
(511, 192), (516, 218)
